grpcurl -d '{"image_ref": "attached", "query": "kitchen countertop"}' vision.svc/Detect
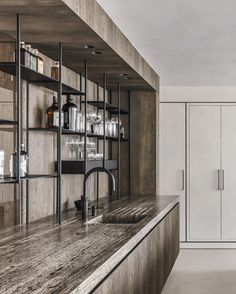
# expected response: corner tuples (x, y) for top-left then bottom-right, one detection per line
(0, 195), (179, 294)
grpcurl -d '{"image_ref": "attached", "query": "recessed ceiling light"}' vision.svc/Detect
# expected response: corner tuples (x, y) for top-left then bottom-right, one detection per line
(121, 76), (131, 80)
(84, 45), (95, 49)
(92, 51), (102, 55)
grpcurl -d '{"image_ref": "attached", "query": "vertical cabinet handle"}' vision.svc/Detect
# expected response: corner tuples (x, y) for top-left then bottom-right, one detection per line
(217, 169), (224, 191)
(181, 170), (185, 190)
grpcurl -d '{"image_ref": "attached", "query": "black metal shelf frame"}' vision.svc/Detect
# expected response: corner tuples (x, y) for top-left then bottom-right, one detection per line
(0, 62), (85, 96)
(81, 100), (128, 114)
(0, 13), (131, 225)
(27, 128), (129, 141)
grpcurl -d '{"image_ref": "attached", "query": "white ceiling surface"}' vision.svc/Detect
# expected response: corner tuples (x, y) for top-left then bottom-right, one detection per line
(97, 0), (236, 86)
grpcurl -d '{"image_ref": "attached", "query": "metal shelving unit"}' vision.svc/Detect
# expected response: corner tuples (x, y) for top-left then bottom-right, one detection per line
(82, 101), (128, 114)
(0, 62), (85, 95)
(0, 14), (130, 225)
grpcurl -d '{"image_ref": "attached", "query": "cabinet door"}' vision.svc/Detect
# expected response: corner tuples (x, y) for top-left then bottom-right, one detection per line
(160, 103), (186, 241)
(221, 106), (236, 240)
(188, 105), (221, 241)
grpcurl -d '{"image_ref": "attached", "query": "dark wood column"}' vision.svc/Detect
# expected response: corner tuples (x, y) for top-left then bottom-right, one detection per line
(130, 90), (158, 196)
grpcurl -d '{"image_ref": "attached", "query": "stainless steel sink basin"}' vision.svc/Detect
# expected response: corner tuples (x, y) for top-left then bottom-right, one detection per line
(86, 206), (152, 224)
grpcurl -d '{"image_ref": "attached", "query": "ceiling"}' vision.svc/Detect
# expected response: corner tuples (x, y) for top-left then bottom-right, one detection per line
(97, 0), (236, 86)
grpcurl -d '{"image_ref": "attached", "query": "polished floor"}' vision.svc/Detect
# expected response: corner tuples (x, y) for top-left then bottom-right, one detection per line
(161, 249), (236, 294)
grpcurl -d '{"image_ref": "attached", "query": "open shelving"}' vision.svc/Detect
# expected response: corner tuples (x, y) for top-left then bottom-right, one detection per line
(0, 14), (130, 225)
(28, 127), (129, 141)
(59, 160), (118, 174)
(0, 119), (17, 125)
(0, 62), (85, 96)
(82, 101), (128, 114)
(0, 177), (17, 184)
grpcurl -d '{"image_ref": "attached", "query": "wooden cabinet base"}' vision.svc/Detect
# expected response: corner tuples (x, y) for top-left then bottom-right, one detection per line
(93, 204), (180, 294)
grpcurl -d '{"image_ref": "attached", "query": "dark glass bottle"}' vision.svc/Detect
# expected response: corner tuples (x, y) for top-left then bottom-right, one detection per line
(62, 95), (78, 130)
(46, 96), (60, 128)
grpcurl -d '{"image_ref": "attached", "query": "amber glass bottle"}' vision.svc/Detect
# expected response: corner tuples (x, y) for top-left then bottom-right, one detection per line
(46, 96), (60, 128)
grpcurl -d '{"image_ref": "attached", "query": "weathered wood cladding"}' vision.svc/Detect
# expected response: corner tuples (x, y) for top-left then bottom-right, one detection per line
(0, 0), (159, 91)
(63, 0), (159, 91)
(130, 91), (158, 196)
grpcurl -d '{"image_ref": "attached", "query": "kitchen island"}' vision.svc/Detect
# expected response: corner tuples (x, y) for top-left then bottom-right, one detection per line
(0, 195), (179, 294)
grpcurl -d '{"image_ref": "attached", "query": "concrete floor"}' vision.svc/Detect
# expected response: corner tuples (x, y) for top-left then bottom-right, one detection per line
(161, 249), (236, 294)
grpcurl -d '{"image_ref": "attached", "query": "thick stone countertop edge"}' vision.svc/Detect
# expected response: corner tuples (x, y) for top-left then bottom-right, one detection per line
(74, 196), (179, 294)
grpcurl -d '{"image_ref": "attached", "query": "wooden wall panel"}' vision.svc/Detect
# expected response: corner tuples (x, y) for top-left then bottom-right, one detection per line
(130, 91), (158, 196)
(0, 34), (19, 229)
(25, 68), (110, 223)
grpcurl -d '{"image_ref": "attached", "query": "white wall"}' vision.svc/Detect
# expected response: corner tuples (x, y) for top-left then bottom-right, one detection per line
(161, 87), (236, 102)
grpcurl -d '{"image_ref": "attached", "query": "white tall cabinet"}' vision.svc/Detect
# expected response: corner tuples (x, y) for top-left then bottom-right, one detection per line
(160, 102), (236, 243)
(160, 103), (186, 241)
(221, 106), (236, 240)
(188, 105), (221, 241)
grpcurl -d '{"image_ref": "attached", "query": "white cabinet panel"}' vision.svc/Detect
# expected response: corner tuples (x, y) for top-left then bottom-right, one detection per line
(188, 105), (221, 240)
(222, 106), (236, 240)
(160, 103), (186, 241)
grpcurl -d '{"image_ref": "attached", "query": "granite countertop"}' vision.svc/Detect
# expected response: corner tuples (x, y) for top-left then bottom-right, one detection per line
(0, 195), (179, 294)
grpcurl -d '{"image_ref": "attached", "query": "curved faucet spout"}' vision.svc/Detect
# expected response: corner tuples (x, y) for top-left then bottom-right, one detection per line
(82, 167), (116, 221)
(83, 167), (116, 197)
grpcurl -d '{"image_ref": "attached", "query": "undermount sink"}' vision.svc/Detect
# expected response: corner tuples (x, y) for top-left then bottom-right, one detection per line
(86, 206), (152, 224)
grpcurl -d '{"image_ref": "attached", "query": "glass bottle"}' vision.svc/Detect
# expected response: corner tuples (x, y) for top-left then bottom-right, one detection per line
(34, 49), (44, 74)
(10, 144), (28, 178)
(20, 42), (30, 68)
(25, 43), (32, 68)
(62, 95), (78, 131)
(120, 126), (125, 139)
(30, 48), (37, 71)
(46, 96), (63, 128)
(51, 61), (59, 80)
(0, 150), (4, 179)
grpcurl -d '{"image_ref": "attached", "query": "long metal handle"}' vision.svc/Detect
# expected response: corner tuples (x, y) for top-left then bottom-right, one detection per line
(181, 170), (185, 190)
(217, 169), (224, 191)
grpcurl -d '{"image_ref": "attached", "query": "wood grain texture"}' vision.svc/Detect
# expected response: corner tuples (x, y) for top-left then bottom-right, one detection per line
(0, 32), (15, 91)
(0, 0), (159, 91)
(0, 34), (18, 229)
(63, 0), (159, 91)
(130, 91), (158, 196)
(0, 195), (179, 294)
(93, 204), (179, 294)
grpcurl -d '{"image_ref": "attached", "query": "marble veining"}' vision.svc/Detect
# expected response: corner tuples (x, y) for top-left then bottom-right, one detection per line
(0, 195), (179, 294)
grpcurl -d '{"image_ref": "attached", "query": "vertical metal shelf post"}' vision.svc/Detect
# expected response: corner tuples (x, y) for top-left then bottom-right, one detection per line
(102, 73), (106, 169)
(128, 91), (131, 198)
(26, 82), (29, 224)
(79, 72), (82, 111)
(16, 14), (21, 184)
(117, 83), (121, 200)
(84, 60), (88, 187)
(56, 42), (62, 224)
(96, 82), (99, 205)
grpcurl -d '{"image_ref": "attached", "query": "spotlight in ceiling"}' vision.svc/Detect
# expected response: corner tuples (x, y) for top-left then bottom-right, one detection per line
(120, 74), (131, 80)
(92, 51), (102, 55)
(84, 45), (95, 49)
(121, 76), (131, 80)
